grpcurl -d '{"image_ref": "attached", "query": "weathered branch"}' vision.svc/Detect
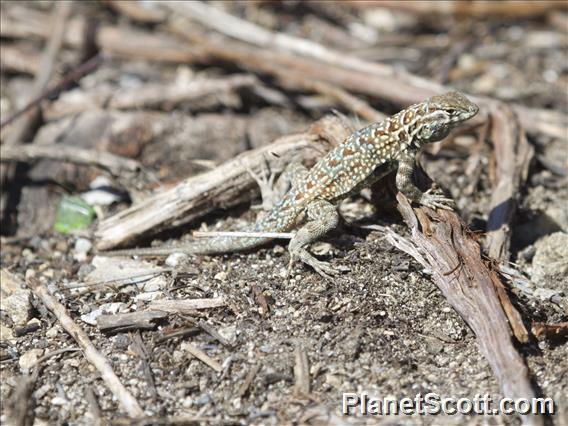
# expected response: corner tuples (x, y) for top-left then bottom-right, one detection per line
(384, 194), (541, 426)
(1, 144), (141, 176)
(485, 103), (534, 261)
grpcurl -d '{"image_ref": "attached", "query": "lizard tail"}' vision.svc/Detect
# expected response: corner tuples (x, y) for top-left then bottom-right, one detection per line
(102, 193), (303, 257)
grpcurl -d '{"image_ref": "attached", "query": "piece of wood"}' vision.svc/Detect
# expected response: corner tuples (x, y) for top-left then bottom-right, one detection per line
(182, 342), (223, 373)
(5, 372), (37, 426)
(532, 322), (568, 341)
(293, 347), (310, 397)
(384, 195), (542, 426)
(348, 1), (567, 18)
(251, 284), (269, 316)
(485, 103), (534, 262)
(0, 144), (141, 176)
(149, 298), (226, 314)
(26, 277), (144, 418)
(95, 114), (350, 249)
(97, 311), (168, 333)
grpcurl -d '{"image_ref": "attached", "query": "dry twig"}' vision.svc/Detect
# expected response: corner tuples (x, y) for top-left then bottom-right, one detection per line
(1, 144), (141, 176)
(149, 298), (226, 314)
(26, 277), (144, 418)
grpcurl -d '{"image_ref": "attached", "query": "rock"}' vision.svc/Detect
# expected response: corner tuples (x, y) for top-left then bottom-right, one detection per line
(529, 232), (568, 290)
(0, 324), (15, 342)
(218, 324), (237, 345)
(73, 238), (93, 257)
(165, 253), (189, 267)
(19, 348), (44, 370)
(45, 326), (60, 338)
(0, 269), (22, 295)
(81, 176), (124, 206)
(214, 271), (227, 282)
(0, 289), (33, 326)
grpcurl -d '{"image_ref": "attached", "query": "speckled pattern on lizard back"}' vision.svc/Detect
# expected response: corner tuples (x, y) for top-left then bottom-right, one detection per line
(105, 91), (479, 278)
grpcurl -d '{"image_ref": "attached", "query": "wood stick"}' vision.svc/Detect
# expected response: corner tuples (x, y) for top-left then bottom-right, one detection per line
(97, 311), (168, 333)
(348, 1), (567, 18)
(26, 277), (144, 418)
(485, 103), (534, 261)
(0, 144), (141, 176)
(182, 342), (222, 373)
(149, 298), (226, 314)
(293, 347), (310, 397)
(95, 115), (350, 249)
(385, 195), (542, 426)
(107, 74), (257, 111)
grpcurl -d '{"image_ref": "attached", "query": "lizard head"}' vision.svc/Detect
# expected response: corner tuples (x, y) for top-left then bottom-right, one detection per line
(416, 91), (479, 143)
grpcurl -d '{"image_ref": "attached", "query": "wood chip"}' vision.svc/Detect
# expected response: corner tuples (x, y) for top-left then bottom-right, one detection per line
(182, 342), (222, 373)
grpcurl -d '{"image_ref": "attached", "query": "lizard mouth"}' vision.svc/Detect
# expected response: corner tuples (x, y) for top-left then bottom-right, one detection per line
(458, 104), (479, 121)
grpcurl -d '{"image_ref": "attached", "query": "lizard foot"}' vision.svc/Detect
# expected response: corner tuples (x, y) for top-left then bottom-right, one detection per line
(419, 189), (455, 210)
(288, 255), (340, 281)
(246, 158), (279, 211)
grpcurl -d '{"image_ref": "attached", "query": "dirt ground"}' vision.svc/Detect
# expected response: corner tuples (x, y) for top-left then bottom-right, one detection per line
(1, 2), (567, 425)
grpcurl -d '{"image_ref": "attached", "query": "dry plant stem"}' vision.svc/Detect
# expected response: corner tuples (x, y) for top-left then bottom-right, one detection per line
(486, 103), (534, 262)
(183, 342), (223, 373)
(95, 115), (347, 250)
(389, 194), (541, 426)
(1, 1), (71, 217)
(0, 144), (141, 176)
(349, 1), (567, 17)
(26, 278), (144, 418)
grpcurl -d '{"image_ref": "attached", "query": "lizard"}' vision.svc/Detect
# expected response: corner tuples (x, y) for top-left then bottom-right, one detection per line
(103, 91), (479, 278)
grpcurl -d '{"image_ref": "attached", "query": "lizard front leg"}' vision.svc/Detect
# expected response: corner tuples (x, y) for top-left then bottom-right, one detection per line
(288, 199), (339, 279)
(396, 154), (455, 210)
(249, 160), (308, 211)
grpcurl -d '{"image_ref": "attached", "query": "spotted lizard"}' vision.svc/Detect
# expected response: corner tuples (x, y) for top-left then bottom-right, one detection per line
(104, 91), (479, 278)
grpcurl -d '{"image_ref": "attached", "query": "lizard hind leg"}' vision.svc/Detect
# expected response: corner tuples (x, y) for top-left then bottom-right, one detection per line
(288, 199), (340, 280)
